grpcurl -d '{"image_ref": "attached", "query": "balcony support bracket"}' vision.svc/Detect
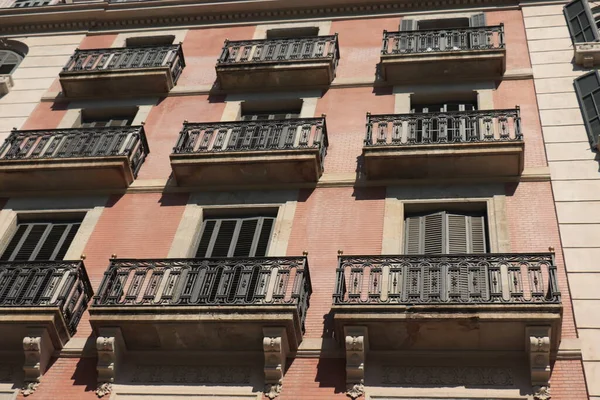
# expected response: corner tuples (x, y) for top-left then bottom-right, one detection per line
(344, 326), (367, 399)
(263, 327), (288, 399)
(21, 327), (55, 396)
(527, 326), (551, 400)
(96, 328), (125, 398)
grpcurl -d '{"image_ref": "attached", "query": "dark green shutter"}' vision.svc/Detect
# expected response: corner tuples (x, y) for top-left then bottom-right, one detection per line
(0, 222), (81, 261)
(564, 0), (600, 43)
(196, 217), (275, 258)
(574, 70), (600, 150)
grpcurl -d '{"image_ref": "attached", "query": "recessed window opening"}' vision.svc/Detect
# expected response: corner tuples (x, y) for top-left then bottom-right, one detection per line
(404, 202), (488, 255)
(0, 50), (23, 75)
(409, 92), (478, 142)
(232, 100), (303, 150)
(196, 210), (277, 258)
(80, 107), (138, 128)
(125, 35), (176, 47)
(0, 217), (84, 262)
(266, 27), (319, 39)
(417, 18), (470, 30)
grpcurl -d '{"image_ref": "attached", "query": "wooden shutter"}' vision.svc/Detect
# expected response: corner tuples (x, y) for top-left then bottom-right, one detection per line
(469, 13), (487, 49)
(404, 211), (486, 254)
(574, 70), (600, 150)
(469, 13), (486, 27)
(564, 0), (600, 43)
(196, 217), (275, 258)
(0, 222), (81, 261)
(399, 19), (418, 31)
(81, 118), (131, 128)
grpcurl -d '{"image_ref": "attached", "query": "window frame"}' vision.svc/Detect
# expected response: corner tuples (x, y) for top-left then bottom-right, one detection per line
(0, 50), (23, 76)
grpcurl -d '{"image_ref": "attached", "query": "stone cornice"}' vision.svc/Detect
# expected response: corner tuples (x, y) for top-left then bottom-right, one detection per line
(0, 0), (533, 35)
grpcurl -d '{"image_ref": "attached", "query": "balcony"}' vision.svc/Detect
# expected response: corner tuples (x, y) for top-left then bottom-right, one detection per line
(215, 35), (339, 91)
(332, 253), (562, 352)
(59, 44), (185, 98)
(0, 261), (92, 389)
(170, 117), (328, 187)
(362, 108), (524, 180)
(0, 126), (149, 192)
(379, 25), (506, 84)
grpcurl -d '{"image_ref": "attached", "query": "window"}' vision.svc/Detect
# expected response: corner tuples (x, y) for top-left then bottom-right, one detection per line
(229, 99), (302, 150)
(564, 0), (600, 43)
(11, 0), (50, 7)
(196, 216), (275, 258)
(266, 27), (319, 39)
(0, 221), (81, 261)
(399, 14), (487, 51)
(0, 50), (23, 75)
(79, 107), (137, 128)
(404, 211), (487, 254)
(409, 93), (479, 142)
(125, 35), (176, 47)
(574, 70), (600, 150)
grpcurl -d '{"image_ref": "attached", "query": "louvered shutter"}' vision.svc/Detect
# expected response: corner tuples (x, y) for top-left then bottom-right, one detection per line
(399, 19), (418, 31)
(469, 13), (487, 27)
(574, 70), (600, 150)
(0, 222), (80, 261)
(196, 217), (275, 258)
(564, 0), (600, 43)
(404, 212), (486, 254)
(423, 212), (444, 254)
(404, 215), (423, 254)
(469, 13), (488, 49)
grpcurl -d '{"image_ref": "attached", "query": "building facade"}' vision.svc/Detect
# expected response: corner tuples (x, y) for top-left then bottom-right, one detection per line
(0, 0), (591, 399)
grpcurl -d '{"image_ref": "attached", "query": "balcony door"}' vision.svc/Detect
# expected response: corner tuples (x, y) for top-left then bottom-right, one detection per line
(229, 111), (300, 150)
(0, 221), (81, 261)
(411, 102), (478, 143)
(399, 14), (487, 51)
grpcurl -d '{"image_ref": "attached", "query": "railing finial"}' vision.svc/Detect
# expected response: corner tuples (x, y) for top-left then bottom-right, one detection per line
(548, 246), (555, 253)
(111, 254), (117, 259)
(303, 251), (309, 257)
(338, 250), (344, 256)
(80, 254), (86, 260)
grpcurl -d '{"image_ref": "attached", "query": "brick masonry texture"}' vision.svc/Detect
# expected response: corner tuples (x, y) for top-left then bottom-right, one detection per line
(0, 6), (589, 400)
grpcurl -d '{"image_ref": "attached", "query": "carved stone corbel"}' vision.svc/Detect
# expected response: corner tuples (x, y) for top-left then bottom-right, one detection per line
(21, 328), (55, 396)
(527, 326), (551, 400)
(344, 326), (367, 399)
(96, 328), (125, 398)
(263, 327), (288, 399)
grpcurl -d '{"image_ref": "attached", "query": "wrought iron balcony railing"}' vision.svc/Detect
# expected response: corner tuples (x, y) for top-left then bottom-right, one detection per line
(61, 44), (185, 84)
(382, 25), (505, 55)
(364, 108), (522, 146)
(217, 35), (340, 68)
(333, 254), (560, 305)
(173, 117), (328, 170)
(0, 126), (150, 177)
(93, 257), (312, 329)
(0, 260), (93, 335)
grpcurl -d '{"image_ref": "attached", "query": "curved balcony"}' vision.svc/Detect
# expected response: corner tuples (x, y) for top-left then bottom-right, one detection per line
(89, 257), (312, 352)
(170, 117), (328, 187)
(59, 44), (185, 98)
(0, 260), (93, 353)
(362, 108), (524, 180)
(216, 35), (339, 91)
(380, 25), (506, 83)
(0, 126), (149, 192)
(332, 253), (562, 352)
